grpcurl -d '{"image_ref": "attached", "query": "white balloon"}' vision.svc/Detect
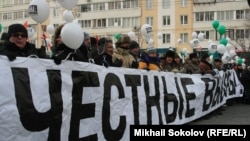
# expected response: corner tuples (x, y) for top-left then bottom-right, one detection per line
(208, 42), (217, 54)
(192, 32), (197, 39)
(73, 19), (81, 27)
(217, 44), (226, 54)
(157, 32), (163, 39)
(208, 39), (213, 45)
(128, 31), (136, 40)
(57, 0), (78, 10)
(229, 49), (237, 58)
(198, 32), (205, 41)
(47, 24), (55, 34)
(190, 38), (199, 48)
(209, 55), (213, 64)
(141, 24), (153, 42)
(29, 0), (50, 23)
(63, 10), (74, 23)
(27, 27), (35, 38)
(222, 53), (231, 64)
(226, 43), (232, 52)
(177, 39), (182, 44)
(148, 38), (154, 46)
(61, 23), (84, 49)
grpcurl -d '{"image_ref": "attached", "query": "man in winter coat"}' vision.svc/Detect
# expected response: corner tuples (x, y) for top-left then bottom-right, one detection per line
(0, 24), (42, 61)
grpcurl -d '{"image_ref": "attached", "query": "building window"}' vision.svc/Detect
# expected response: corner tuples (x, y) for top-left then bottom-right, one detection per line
(93, 3), (105, 11)
(163, 34), (171, 44)
(180, 0), (187, 7)
(146, 0), (152, 9)
(163, 15), (170, 26)
(78, 4), (91, 12)
(109, 1), (121, 10)
(108, 18), (121, 27)
(146, 17), (153, 25)
(195, 12), (214, 22)
(204, 12), (214, 21)
(162, 0), (170, 9)
(180, 15), (188, 25)
(124, 0), (139, 8)
(236, 29), (246, 39)
(236, 9), (249, 20)
(80, 20), (91, 28)
(180, 33), (188, 43)
(123, 17), (139, 27)
(217, 11), (233, 21)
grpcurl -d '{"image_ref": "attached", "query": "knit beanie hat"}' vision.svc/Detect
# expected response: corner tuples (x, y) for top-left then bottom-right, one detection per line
(189, 53), (198, 60)
(147, 47), (156, 54)
(129, 40), (139, 50)
(8, 24), (28, 39)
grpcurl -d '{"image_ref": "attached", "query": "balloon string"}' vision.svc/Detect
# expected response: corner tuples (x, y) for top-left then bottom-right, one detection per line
(41, 24), (48, 52)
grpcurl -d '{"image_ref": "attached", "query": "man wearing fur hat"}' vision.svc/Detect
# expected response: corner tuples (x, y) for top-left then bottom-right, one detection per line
(161, 50), (175, 72)
(183, 53), (201, 74)
(112, 35), (136, 68)
(0, 23), (43, 61)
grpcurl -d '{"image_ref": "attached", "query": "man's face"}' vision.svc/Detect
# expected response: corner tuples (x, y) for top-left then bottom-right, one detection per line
(9, 32), (27, 48)
(84, 37), (90, 47)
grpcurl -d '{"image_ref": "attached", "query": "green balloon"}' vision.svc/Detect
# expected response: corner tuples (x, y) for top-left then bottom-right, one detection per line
(114, 33), (121, 40)
(212, 20), (220, 29)
(217, 25), (226, 35)
(220, 38), (228, 46)
(0, 23), (2, 33)
(238, 58), (243, 65)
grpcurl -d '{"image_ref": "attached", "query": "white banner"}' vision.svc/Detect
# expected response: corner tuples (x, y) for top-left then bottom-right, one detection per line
(0, 56), (243, 141)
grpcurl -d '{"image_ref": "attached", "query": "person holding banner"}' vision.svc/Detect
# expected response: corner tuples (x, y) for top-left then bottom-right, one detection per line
(199, 53), (213, 75)
(161, 50), (175, 72)
(112, 35), (136, 68)
(94, 37), (114, 67)
(138, 47), (161, 71)
(50, 24), (86, 64)
(183, 53), (201, 74)
(0, 24), (41, 61)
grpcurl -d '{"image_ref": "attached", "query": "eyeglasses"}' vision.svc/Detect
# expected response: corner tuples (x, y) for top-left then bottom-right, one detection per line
(12, 33), (26, 38)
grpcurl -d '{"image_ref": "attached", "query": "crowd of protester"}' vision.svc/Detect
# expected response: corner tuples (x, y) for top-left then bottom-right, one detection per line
(0, 23), (249, 105)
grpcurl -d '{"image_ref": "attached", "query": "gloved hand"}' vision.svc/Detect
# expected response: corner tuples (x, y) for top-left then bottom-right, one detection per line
(201, 71), (205, 75)
(186, 70), (192, 74)
(102, 60), (110, 68)
(211, 70), (216, 76)
(52, 56), (62, 65)
(6, 53), (17, 61)
(113, 58), (122, 67)
(131, 61), (138, 69)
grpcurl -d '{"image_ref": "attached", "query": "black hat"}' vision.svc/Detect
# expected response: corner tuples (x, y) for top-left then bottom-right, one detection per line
(201, 53), (210, 61)
(164, 50), (175, 59)
(214, 58), (222, 62)
(189, 53), (198, 60)
(8, 24), (28, 39)
(129, 40), (139, 50)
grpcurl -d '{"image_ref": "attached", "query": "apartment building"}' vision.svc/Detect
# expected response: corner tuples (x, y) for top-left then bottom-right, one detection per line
(0, 0), (249, 55)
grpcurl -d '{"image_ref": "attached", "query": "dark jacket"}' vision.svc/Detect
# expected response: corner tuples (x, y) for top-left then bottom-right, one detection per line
(51, 44), (87, 64)
(94, 53), (113, 67)
(0, 41), (40, 60)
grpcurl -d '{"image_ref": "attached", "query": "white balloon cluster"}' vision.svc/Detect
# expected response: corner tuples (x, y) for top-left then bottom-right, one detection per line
(28, 0), (83, 50)
(189, 32), (205, 48)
